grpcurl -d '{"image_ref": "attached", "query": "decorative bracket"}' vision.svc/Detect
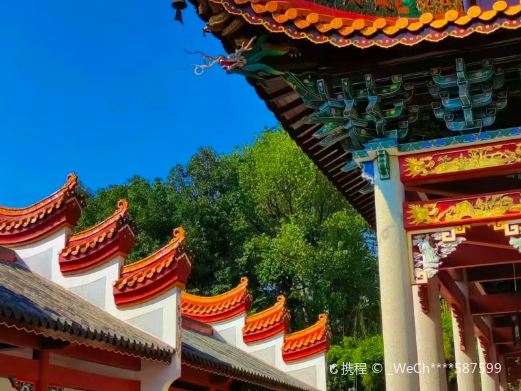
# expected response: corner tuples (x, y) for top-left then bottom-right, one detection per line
(417, 284), (430, 314)
(451, 305), (467, 352)
(410, 227), (466, 284)
(478, 336), (491, 364)
(491, 220), (521, 253)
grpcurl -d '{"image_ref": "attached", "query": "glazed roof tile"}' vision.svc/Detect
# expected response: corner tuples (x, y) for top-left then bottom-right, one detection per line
(59, 200), (134, 273)
(207, 0), (521, 48)
(0, 259), (174, 362)
(113, 227), (191, 306)
(243, 295), (289, 343)
(282, 314), (329, 362)
(0, 174), (81, 245)
(183, 328), (317, 391)
(182, 277), (252, 323)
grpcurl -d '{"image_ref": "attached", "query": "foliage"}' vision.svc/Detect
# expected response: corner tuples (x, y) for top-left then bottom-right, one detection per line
(76, 129), (378, 338)
(441, 300), (457, 386)
(328, 335), (385, 390)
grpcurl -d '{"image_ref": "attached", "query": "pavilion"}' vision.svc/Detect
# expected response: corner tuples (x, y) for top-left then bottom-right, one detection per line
(178, 0), (521, 388)
(0, 174), (328, 390)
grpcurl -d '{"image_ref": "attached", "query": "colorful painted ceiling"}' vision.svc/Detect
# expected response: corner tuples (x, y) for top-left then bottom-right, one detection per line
(205, 0), (521, 48)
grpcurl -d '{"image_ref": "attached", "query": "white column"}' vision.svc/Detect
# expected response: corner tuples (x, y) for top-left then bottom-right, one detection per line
(452, 279), (480, 391)
(374, 154), (419, 391)
(478, 340), (499, 391)
(413, 278), (448, 391)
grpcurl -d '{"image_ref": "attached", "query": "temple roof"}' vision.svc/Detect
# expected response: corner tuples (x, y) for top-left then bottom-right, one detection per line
(202, 0), (521, 48)
(0, 173), (81, 246)
(243, 295), (289, 343)
(59, 199), (134, 274)
(0, 259), (174, 362)
(183, 327), (316, 391)
(182, 277), (252, 323)
(113, 227), (191, 306)
(282, 314), (329, 362)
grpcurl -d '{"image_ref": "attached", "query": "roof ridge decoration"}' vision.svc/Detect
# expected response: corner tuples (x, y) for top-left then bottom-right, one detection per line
(182, 277), (252, 323)
(113, 227), (191, 307)
(59, 199), (134, 274)
(282, 314), (329, 362)
(206, 0), (521, 48)
(0, 173), (81, 246)
(243, 295), (290, 343)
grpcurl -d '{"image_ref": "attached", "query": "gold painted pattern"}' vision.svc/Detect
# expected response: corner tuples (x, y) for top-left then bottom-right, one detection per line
(407, 194), (521, 226)
(404, 143), (521, 177)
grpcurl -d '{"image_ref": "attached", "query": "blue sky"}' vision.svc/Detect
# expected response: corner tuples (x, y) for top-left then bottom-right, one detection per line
(0, 1), (277, 206)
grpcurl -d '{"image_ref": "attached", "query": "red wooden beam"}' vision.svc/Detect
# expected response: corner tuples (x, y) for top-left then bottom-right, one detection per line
(59, 344), (141, 371)
(474, 316), (492, 343)
(0, 353), (140, 391)
(404, 189), (521, 230)
(0, 324), (141, 371)
(438, 271), (466, 313)
(399, 139), (521, 186)
(470, 294), (521, 316)
(494, 326), (514, 345)
(440, 245), (521, 270)
(467, 264), (521, 282)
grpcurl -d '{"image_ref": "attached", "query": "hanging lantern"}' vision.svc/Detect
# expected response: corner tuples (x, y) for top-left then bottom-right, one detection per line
(172, 0), (187, 24)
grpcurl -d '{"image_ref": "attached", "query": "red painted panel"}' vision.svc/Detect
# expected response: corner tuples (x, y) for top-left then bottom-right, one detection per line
(404, 189), (521, 230)
(399, 139), (521, 185)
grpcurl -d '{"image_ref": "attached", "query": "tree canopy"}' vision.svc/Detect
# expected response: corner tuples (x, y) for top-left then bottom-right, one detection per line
(76, 130), (380, 370)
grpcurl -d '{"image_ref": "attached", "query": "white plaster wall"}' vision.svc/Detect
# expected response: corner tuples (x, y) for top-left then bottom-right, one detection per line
(7, 228), (69, 281)
(6, 229), (183, 390)
(208, 314), (326, 390)
(280, 352), (327, 391)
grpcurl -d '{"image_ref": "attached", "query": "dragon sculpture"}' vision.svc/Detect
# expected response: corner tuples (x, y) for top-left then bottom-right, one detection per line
(192, 35), (292, 79)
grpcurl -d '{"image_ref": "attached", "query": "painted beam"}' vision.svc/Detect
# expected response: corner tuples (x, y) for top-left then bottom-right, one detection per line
(404, 189), (521, 230)
(399, 139), (521, 185)
(470, 294), (521, 316)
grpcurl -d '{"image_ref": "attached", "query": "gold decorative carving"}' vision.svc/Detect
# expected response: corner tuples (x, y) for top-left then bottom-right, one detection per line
(404, 143), (521, 177)
(407, 195), (521, 226)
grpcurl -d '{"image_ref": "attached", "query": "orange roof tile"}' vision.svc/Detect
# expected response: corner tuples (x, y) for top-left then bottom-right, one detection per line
(282, 314), (329, 362)
(182, 277), (252, 323)
(113, 227), (191, 307)
(243, 295), (289, 343)
(59, 199), (134, 274)
(211, 0), (521, 48)
(0, 173), (81, 245)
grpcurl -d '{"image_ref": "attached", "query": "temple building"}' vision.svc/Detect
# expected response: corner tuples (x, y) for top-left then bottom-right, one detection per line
(177, 0), (521, 388)
(0, 174), (328, 391)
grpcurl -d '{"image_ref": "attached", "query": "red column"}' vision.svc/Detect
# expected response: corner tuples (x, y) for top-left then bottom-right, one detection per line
(35, 350), (50, 391)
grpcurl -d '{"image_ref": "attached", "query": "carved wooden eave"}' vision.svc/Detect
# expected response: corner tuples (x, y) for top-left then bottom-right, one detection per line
(0, 174), (81, 246)
(59, 200), (134, 274)
(282, 314), (329, 362)
(243, 295), (290, 343)
(113, 228), (191, 307)
(181, 277), (252, 323)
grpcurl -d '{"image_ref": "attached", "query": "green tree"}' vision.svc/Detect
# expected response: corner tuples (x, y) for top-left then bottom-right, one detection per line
(76, 129), (379, 340)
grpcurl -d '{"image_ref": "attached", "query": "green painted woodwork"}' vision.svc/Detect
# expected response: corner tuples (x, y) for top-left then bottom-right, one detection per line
(429, 59), (508, 132)
(376, 150), (390, 180)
